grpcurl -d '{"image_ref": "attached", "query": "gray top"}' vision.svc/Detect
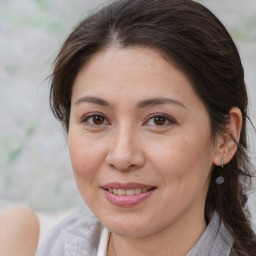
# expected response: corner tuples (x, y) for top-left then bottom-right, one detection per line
(190, 212), (233, 255)
(36, 208), (233, 256)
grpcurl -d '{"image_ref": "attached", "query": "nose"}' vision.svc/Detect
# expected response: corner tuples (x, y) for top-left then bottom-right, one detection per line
(106, 125), (145, 171)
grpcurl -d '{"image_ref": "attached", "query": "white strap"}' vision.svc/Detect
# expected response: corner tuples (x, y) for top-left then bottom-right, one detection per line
(97, 227), (110, 256)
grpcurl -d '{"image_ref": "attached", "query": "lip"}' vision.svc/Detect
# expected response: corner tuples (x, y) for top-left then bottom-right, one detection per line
(102, 182), (155, 190)
(101, 182), (157, 207)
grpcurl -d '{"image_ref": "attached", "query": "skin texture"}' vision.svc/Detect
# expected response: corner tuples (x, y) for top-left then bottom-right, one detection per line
(68, 46), (242, 256)
(0, 205), (39, 256)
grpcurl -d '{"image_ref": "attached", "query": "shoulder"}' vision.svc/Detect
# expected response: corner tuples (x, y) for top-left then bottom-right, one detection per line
(36, 207), (102, 256)
(0, 205), (39, 256)
(190, 211), (234, 256)
(0, 205), (39, 231)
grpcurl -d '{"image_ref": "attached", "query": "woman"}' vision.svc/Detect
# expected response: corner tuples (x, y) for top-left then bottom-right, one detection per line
(0, 205), (39, 256)
(37, 0), (256, 255)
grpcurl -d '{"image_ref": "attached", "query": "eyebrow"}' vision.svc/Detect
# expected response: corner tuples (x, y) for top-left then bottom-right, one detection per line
(75, 96), (111, 107)
(74, 96), (186, 109)
(137, 97), (186, 109)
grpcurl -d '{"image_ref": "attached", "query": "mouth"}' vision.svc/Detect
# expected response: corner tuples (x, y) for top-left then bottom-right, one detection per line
(101, 182), (157, 207)
(104, 187), (156, 196)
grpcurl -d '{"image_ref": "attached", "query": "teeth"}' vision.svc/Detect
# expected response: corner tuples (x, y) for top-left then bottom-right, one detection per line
(118, 189), (125, 196)
(135, 188), (142, 195)
(108, 188), (150, 196)
(125, 189), (134, 196)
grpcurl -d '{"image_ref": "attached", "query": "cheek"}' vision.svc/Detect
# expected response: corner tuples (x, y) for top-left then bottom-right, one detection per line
(149, 135), (213, 213)
(148, 133), (213, 182)
(68, 133), (103, 182)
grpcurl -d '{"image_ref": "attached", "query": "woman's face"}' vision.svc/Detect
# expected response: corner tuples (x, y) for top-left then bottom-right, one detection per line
(68, 47), (220, 237)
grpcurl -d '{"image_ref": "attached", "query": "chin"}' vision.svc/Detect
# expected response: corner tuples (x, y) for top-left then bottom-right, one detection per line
(109, 225), (150, 238)
(101, 215), (163, 238)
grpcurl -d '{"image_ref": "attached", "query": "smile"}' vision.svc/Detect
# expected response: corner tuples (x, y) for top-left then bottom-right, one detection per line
(102, 183), (157, 207)
(107, 188), (152, 196)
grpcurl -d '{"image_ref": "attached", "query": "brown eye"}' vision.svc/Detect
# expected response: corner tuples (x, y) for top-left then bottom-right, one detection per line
(153, 116), (167, 126)
(82, 114), (109, 126)
(144, 114), (175, 127)
(93, 115), (105, 125)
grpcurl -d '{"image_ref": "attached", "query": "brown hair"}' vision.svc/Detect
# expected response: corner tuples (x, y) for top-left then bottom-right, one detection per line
(50, 0), (256, 254)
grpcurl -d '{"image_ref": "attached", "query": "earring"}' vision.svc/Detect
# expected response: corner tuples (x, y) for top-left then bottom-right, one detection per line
(215, 159), (224, 185)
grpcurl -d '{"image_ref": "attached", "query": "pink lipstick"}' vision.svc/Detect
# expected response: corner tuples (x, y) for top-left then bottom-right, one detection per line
(101, 182), (157, 207)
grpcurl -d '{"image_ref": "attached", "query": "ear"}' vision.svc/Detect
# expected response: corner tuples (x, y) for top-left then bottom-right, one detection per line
(213, 107), (243, 166)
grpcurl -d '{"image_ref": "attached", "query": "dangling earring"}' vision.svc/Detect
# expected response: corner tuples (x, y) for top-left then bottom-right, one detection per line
(215, 159), (224, 185)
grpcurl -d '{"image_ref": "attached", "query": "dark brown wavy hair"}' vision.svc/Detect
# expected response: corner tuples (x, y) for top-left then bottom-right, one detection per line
(49, 0), (256, 254)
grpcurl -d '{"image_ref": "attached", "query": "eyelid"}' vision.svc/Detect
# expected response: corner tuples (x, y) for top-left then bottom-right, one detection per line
(79, 112), (176, 127)
(80, 112), (110, 126)
(143, 113), (177, 126)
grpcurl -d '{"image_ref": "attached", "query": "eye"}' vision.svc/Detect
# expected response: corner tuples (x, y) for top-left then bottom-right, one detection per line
(82, 113), (109, 126)
(144, 114), (175, 126)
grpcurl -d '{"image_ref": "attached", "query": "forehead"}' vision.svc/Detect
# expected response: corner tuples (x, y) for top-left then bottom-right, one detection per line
(71, 46), (200, 109)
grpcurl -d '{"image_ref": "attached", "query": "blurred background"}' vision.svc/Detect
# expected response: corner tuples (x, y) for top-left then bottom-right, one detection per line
(0, 0), (255, 241)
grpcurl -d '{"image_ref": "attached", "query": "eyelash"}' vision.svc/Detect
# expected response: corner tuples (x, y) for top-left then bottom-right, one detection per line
(81, 113), (110, 127)
(143, 113), (176, 127)
(80, 113), (176, 127)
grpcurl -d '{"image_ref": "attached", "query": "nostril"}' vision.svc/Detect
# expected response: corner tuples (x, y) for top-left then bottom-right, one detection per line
(105, 144), (145, 171)
(109, 163), (137, 172)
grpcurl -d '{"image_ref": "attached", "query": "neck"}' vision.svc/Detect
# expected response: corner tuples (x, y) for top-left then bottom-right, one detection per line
(107, 207), (206, 256)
